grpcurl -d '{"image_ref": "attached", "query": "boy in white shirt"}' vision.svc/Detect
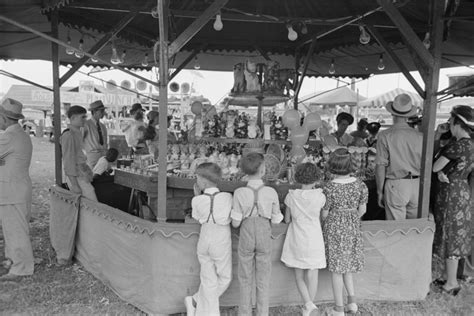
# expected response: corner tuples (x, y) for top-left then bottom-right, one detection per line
(92, 148), (119, 178)
(232, 153), (283, 315)
(185, 163), (233, 316)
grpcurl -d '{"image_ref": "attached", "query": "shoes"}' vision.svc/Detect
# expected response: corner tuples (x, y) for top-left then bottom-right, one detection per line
(432, 278), (446, 287)
(441, 285), (461, 296)
(184, 296), (196, 316)
(345, 302), (358, 313)
(330, 307), (345, 316)
(302, 303), (319, 316)
(0, 273), (25, 282)
(1, 259), (12, 269)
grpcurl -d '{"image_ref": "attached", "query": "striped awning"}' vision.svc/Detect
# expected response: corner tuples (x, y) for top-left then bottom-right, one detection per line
(358, 88), (424, 108)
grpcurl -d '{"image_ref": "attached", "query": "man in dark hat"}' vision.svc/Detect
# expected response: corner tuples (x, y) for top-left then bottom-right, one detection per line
(375, 94), (423, 220)
(83, 100), (108, 169)
(0, 98), (34, 280)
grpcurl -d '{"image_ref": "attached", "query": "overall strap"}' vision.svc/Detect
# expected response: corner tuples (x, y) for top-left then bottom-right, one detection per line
(203, 192), (220, 223)
(248, 185), (265, 218)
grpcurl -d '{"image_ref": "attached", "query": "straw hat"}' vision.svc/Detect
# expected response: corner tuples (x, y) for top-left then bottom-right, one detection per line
(0, 98), (25, 120)
(89, 100), (106, 111)
(385, 93), (417, 117)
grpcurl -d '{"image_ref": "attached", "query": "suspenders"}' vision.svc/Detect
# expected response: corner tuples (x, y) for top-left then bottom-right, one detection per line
(203, 192), (220, 224)
(247, 185), (265, 218)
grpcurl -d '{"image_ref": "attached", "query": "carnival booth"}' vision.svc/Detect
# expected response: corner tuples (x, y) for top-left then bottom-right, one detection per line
(4, 0), (471, 314)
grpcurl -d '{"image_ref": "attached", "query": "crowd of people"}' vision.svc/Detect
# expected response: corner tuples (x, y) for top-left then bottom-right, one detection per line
(0, 94), (472, 316)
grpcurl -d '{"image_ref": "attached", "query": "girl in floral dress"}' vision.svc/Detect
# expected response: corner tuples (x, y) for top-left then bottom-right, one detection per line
(281, 163), (326, 316)
(432, 105), (474, 296)
(322, 148), (368, 316)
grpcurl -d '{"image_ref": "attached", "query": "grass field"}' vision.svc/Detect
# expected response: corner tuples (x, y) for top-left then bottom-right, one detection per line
(0, 136), (473, 315)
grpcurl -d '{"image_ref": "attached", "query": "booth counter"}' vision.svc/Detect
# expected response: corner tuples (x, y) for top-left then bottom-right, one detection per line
(50, 186), (434, 315)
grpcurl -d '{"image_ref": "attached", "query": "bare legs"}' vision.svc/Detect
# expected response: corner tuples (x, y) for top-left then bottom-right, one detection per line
(295, 269), (319, 304)
(331, 272), (356, 313)
(444, 258), (460, 290)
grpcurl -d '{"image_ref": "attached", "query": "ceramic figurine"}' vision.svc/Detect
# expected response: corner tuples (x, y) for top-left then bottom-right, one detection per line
(244, 60), (261, 92)
(248, 117), (261, 139)
(195, 116), (203, 138)
(229, 153), (239, 175)
(226, 111), (236, 138)
(232, 62), (246, 93)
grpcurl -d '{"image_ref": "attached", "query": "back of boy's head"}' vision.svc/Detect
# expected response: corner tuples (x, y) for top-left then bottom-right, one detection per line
(240, 152), (264, 176)
(106, 148), (119, 162)
(67, 105), (86, 119)
(195, 162), (222, 184)
(327, 148), (353, 175)
(294, 162), (321, 185)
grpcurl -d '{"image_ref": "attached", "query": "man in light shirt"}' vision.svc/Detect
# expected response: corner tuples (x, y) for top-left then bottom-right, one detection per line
(83, 100), (108, 169)
(122, 103), (146, 154)
(375, 94), (423, 220)
(0, 98), (34, 280)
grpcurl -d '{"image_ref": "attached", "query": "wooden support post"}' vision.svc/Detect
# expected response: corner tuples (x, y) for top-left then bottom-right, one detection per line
(51, 10), (62, 186)
(169, 44), (206, 81)
(157, 0), (169, 222)
(59, 10), (139, 86)
(366, 24), (425, 98)
(377, 0), (434, 69)
(418, 0), (444, 218)
(294, 38), (317, 110)
(168, 0), (228, 57)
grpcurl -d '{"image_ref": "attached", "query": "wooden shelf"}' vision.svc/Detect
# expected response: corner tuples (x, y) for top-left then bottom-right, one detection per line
(200, 137), (290, 145)
(226, 93), (289, 106)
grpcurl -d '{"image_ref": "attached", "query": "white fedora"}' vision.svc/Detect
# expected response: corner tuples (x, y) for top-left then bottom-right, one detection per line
(0, 98), (25, 120)
(385, 93), (418, 118)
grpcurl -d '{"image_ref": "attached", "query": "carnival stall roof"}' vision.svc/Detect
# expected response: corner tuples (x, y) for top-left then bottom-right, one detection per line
(300, 86), (367, 107)
(358, 87), (424, 108)
(1, 0), (474, 78)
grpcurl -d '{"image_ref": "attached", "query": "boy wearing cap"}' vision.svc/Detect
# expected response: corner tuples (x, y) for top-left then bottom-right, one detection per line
(375, 94), (423, 220)
(61, 105), (98, 202)
(0, 98), (35, 280)
(83, 100), (108, 169)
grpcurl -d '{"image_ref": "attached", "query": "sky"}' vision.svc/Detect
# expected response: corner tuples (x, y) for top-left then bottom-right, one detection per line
(1, 59), (473, 105)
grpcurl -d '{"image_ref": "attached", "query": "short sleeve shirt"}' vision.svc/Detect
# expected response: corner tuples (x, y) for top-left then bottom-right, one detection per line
(192, 187), (232, 225)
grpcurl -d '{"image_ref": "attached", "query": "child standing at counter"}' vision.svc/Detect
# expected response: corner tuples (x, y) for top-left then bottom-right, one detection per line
(322, 148), (368, 316)
(231, 153), (284, 316)
(185, 163), (233, 316)
(281, 163), (326, 316)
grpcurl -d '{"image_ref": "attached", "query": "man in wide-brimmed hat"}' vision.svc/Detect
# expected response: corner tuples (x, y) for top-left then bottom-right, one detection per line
(83, 100), (108, 169)
(375, 93), (423, 220)
(0, 98), (35, 280)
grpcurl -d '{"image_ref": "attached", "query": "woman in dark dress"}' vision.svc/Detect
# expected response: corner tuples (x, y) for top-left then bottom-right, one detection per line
(432, 105), (474, 295)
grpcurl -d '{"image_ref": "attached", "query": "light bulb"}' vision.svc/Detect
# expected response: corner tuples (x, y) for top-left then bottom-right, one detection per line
(359, 25), (370, 45)
(423, 32), (430, 49)
(75, 39), (84, 58)
(91, 55), (98, 63)
(377, 54), (385, 71)
(301, 23), (308, 35)
(110, 47), (121, 65)
(287, 24), (298, 41)
(141, 53), (149, 67)
(120, 50), (126, 64)
(194, 57), (200, 70)
(151, 6), (159, 19)
(66, 36), (75, 55)
(328, 59), (335, 75)
(213, 12), (223, 31)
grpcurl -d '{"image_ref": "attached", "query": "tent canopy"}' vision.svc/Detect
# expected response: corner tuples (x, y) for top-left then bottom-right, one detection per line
(357, 88), (424, 108)
(1, 1), (474, 77)
(301, 86), (366, 107)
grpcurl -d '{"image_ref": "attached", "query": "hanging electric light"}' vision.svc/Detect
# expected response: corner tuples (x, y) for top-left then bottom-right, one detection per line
(300, 22), (308, 35)
(287, 23), (298, 41)
(194, 56), (201, 70)
(151, 6), (159, 19)
(422, 32), (431, 49)
(359, 25), (371, 45)
(141, 53), (149, 67)
(75, 38), (85, 58)
(66, 32), (75, 55)
(213, 11), (223, 31)
(119, 50), (126, 64)
(91, 55), (98, 63)
(110, 44), (121, 65)
(328, 59), (335, 75)
(377, 54), (385, 70)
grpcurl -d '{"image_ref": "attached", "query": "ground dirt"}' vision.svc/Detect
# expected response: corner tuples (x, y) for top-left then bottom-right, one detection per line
(0, 137), (473, 315)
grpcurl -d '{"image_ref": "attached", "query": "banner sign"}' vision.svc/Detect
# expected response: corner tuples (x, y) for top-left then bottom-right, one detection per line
(31, 90), (139, 106)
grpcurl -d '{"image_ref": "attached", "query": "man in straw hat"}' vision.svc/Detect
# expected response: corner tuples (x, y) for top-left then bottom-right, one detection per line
(83, 100), (108, 169)
(375, 93), (423, 220)
(0, 98), (34, 280)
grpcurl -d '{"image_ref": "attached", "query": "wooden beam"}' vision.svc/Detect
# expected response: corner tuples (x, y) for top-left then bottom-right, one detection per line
(168, 0), (228, 57)
(157, 0), (169, 222)
(0, 70), (53, 91)
(377, 0), (434, 69)
(418, 0), (444, 219)
(402, 37), (430, 84)
(59, 9), (139, 86)
(366, 24), (425, 98)
(254, 45), (271, 61)
(169, 44), (206, 81)
(51, 10), (62, 186)
(294, 38), (317, 109)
